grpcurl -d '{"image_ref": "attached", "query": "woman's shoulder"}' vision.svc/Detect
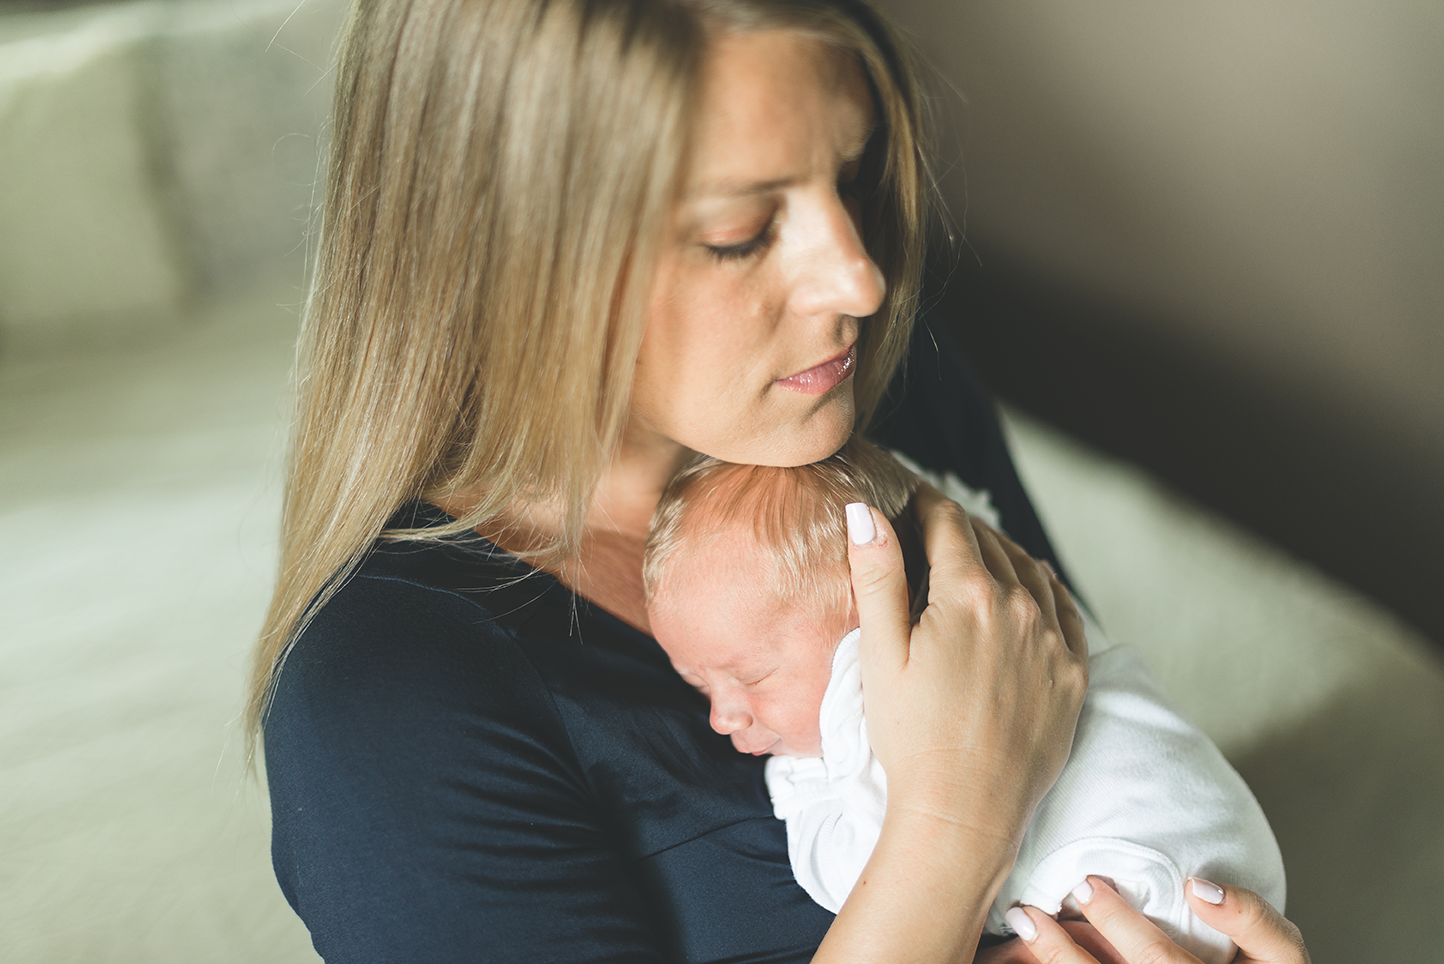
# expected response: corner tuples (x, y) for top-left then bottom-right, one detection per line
(274, 501), (588, 690)
(271, 554), (552, 716)
(263, 531), (592, 818)
(270, 515), (557, 709)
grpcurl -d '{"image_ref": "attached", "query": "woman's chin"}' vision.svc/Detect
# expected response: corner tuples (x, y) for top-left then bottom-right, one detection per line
(757, 394), (856, 467)
(743, 424), (852, 468)
(674, 389), (855, 467)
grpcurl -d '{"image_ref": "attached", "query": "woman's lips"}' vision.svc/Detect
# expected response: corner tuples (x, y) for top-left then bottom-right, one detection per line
(774, 344), (856, 396)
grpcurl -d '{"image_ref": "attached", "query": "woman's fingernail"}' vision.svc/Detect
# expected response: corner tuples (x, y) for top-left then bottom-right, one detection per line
(846, 503), (875, 546)
(1004, 907), (1038, 942)
(1190, 878), (1225, 905)
(1072, 880), (1094, 905)
(1042, 559), (1057, 578)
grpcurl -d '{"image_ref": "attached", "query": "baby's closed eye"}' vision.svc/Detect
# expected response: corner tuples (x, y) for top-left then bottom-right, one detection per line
(738, 668), (777, 687)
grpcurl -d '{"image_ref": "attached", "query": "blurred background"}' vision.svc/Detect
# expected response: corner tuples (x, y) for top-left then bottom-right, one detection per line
(888, 0), (1444, 648)
(0, 0), (1440, 961)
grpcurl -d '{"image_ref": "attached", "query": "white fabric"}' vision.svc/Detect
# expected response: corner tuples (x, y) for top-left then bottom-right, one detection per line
(765, 475), (1287, 964)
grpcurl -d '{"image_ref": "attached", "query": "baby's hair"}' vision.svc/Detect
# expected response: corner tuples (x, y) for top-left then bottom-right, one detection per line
(643, 436), (920, 610)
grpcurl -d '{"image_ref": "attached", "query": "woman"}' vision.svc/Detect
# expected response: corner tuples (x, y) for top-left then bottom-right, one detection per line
(253, 0), (1310, 960)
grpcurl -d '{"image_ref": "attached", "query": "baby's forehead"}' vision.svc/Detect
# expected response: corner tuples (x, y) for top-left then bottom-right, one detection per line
(654, 531), (844, 630)
(655, 528), (783, 611)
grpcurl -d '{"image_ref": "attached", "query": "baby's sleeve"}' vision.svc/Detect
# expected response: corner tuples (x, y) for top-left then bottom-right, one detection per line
(765, 755), (883, 914)
(990, 639), (1286, 964)
(764, 630), (889, 917)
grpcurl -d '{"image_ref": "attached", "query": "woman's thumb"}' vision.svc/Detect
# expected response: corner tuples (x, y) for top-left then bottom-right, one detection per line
(846, 503), (911, 675)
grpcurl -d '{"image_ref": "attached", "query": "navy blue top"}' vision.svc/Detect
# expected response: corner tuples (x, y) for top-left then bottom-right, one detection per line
(264, 318), (1065, 963)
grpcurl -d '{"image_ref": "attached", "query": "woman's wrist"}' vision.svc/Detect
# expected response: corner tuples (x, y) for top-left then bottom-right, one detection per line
(878, 800), (1021, 894)
(883, 746), (1044, 849)
(815, 799), (1022, 964)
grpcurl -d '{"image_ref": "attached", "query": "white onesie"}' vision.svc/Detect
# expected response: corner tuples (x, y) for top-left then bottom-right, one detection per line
(764, 473), (1286, 964)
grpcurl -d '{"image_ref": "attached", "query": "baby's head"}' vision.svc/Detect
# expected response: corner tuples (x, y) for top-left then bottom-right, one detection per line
(644, 437), (918, 758)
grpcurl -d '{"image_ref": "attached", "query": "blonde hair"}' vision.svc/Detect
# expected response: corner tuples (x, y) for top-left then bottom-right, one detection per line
(643, 436), (919, 611)
(249, 0), (931, 733)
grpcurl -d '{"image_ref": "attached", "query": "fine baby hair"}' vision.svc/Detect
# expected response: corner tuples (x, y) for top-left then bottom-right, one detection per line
(643, 436), (919, 610)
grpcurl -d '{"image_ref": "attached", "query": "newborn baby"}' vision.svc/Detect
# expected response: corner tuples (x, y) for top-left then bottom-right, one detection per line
(643, 437), (1286, 963)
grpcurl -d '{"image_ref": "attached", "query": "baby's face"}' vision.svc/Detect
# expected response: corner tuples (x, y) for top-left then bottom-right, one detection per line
(647, 533), (857, 758)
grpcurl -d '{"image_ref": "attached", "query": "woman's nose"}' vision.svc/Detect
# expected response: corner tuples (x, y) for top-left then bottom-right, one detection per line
(789, 195), (887, 322)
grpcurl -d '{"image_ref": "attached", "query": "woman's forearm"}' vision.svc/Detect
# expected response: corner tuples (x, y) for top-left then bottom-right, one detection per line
(815, 803), (1021, 964)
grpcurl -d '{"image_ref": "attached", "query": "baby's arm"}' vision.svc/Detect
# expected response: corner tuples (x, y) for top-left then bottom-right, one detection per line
(990, 610), (1287, 964)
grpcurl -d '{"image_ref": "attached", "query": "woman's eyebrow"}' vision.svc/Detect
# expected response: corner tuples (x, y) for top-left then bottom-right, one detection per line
(686, 175), (800, 200)
(687, 120), (877, 200)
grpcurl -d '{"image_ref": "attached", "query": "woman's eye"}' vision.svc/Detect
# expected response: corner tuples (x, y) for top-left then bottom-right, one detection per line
(703, 223), (774, 263)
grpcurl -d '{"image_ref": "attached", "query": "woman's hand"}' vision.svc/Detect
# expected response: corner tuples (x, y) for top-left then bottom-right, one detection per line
(819, 485), (1088, 964)
(1002, 876), (1310, 964)
(846, 483), (1089, 843)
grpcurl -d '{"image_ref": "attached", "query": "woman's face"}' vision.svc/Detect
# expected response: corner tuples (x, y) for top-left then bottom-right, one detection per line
(629, 31), (886, 468)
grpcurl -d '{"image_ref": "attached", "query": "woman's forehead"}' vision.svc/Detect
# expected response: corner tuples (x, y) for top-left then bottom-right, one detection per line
(682, 30), (874, 201)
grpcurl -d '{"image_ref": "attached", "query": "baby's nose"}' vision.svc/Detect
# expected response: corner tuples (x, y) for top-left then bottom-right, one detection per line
(709, 700), (752, 736)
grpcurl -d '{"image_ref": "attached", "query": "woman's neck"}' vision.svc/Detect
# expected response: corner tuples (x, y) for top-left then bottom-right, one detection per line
(445, 419), (693, 634)
(560, 424), (692, 633)
(586, 421), (695, 538)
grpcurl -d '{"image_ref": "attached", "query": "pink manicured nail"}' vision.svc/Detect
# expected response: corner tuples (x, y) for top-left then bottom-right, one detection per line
(1072, 880), (1094, 905)
(1190, 878), (1225, 905)
(846, 503), (875, 546)
(1004, 907), (1038, 942)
